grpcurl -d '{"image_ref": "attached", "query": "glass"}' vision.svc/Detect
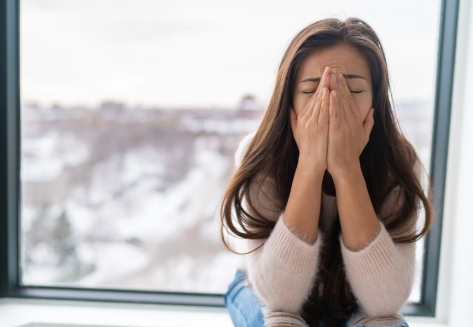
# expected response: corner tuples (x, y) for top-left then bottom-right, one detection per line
(20, 0), (440, 302)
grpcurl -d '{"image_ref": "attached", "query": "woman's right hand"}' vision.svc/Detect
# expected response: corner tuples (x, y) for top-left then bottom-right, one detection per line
(290, 66), (331, 174)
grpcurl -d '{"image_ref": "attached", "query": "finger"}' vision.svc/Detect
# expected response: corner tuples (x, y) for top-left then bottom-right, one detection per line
(363, 108), (375, 140)
(319, 87), (330, 126)
(338, 72), (362, 123)
(299, 88), (318, 118)
(337, 73), (352, 123)
(310, 72), (330, 121)
(311, 93), (322, 123)
(329, 70), (337, 93)
(325, 66), (333, 75)
(329, 89), (339, 131)
(301, 72), (327, 119)
(320, 68), (331, 91)
(299, 76), (322, 118)
(334, 73), (347, 124)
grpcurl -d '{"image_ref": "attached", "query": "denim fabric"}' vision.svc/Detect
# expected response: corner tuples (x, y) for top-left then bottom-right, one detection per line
(224, 269), (265, 326)
(223, 269), (409, 327)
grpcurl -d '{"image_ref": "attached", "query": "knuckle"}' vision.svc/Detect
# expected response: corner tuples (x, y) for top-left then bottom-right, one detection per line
(300, 113), (308, 122)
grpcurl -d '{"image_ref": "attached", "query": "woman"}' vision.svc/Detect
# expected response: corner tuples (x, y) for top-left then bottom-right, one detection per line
(219, 17), (434, 327)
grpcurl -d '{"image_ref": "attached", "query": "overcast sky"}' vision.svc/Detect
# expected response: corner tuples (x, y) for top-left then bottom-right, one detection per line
(21, 0), (441, 109)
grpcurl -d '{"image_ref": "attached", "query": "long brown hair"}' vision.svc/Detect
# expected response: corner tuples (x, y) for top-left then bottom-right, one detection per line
(219, 17), (435, 327)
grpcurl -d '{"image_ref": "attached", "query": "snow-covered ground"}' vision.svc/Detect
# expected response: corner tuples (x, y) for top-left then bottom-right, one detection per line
(21, 130), (90, 182)
(20, 123), (245, 293)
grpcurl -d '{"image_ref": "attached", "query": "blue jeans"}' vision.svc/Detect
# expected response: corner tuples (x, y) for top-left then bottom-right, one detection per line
(223, 269), (410, 327)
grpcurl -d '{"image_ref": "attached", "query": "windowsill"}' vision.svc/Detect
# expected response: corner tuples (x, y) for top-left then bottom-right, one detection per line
(0, 297), (233, 327)
(0, 297), (448, 327)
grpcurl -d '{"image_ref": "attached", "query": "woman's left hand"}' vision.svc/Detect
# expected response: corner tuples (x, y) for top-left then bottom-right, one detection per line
(326, 70), (375, 179)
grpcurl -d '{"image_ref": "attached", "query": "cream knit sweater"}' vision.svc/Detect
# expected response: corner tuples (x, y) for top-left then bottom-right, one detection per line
(231, 131), (418, 318)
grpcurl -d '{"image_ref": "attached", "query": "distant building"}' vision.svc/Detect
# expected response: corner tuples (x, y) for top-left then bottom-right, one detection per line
(52, 103), (63, 110)
(100, 100), (125, 112)
(23, 102), (41, 111)
(238, 95), (262, 111)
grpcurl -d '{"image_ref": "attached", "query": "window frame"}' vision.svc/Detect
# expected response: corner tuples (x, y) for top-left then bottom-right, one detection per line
(0, 0), (459, 316)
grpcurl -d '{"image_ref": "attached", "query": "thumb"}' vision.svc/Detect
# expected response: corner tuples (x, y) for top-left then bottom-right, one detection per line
(363, 108), (375, 139)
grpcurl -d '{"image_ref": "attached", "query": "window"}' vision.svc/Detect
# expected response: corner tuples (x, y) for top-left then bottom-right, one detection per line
(0, 0), (459, 316)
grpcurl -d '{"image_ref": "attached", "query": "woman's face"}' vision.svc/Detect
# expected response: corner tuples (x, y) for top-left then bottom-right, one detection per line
(292, 43), (373, 121)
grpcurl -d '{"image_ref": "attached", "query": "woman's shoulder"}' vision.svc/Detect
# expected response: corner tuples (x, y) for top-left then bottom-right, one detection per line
(234, 131), (257, 168)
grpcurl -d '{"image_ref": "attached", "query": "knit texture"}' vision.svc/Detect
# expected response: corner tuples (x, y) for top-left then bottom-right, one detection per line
(231, 132), (419, 317)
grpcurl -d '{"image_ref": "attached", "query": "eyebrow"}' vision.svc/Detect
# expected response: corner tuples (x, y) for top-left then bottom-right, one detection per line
(299, 73), (367, 83)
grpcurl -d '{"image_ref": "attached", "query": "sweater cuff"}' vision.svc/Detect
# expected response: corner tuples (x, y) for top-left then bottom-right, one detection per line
(339, 221), (399, 279)
(264, 212), (324, 274)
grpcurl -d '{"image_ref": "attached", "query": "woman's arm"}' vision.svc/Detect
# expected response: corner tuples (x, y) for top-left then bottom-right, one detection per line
(326, 70), (417, 317)
(333, 164), (381, 252)
(233, 133), (326, 315)
(283, 159), (324, 245)
(234, 64), (333, 316)
(334, 163), (419, 317)
(243, 169), (325, 315)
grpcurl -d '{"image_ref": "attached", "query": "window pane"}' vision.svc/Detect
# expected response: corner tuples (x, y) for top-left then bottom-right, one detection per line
(20, 0), (440, 301)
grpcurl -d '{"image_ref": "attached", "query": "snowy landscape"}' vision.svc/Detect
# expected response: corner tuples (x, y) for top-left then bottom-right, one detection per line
(20, 98), (432, 303)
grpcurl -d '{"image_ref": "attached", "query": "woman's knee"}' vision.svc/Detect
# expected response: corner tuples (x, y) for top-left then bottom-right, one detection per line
(261, 306), (309, 327)
(346, 309), (409, 327)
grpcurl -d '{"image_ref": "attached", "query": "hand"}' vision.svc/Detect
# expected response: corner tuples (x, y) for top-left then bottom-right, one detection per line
(326, 69), (375, 179)
(290, 67), (332, 174)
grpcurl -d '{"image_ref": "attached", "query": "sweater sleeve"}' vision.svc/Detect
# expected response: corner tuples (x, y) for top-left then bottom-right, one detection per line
(338, 163), (422, 317)
(233, 132), (326, 315)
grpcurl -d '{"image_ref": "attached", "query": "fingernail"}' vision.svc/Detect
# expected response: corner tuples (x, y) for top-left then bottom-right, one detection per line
(338, 72), (343, 79)
(324, 67), (329, 73)
(332, 90), (337, 97)
(331, 74), (336, 83)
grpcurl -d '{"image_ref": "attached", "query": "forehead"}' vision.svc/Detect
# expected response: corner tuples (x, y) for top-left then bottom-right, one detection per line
(296, 43), (371, 84)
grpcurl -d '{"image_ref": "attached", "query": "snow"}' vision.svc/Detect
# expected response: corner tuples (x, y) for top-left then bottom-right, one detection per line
(21, 129), (238, 292)
(21, 131), (90, 182)
(74, 242), (150, 287)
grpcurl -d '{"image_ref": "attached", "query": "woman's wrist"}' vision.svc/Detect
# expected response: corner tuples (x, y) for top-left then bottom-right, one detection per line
(297, 157), (326, 181)
(331, 162), (363, 186)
